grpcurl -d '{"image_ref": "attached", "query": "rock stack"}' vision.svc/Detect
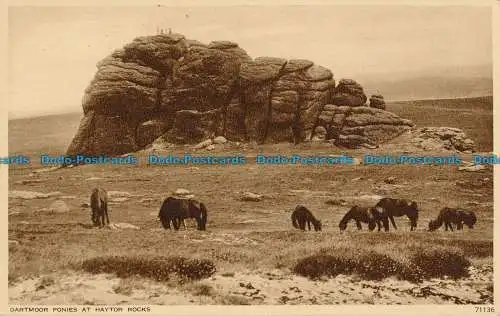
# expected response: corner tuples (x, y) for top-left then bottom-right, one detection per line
(369, 94), (386, 110)
(66, 33), (414, 156)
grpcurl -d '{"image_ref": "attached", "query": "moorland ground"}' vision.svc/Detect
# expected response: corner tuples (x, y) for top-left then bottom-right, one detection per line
(7, 97), (494, 304)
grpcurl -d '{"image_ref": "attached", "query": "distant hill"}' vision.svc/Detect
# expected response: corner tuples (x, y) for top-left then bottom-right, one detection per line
(359, 64), (492, 101)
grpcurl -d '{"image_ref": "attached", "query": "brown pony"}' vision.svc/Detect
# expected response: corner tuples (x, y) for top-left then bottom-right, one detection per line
(375, 197), (419, 231)
(429, 207), (477, 231)
(158, 196), (208, 231)
(291, 205), (322, 231)
(90, 187), (109, 228)
(339, 205), (389, 232)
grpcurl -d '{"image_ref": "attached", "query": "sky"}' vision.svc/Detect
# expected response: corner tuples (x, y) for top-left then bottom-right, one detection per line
(8, 5), (492, 119)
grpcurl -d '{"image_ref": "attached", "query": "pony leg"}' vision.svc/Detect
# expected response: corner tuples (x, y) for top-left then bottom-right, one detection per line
(106, 211), (110, 225)
(299, 220), (305, 231)
(307, 221), (311, 231)
(173, 218), (180, 231)
(389, 216), (397, 230)
(382, 218), (389, 232)
(105, 203), (110, 225)
(355, 220), (362, 230)
(376, 220), (381, 231)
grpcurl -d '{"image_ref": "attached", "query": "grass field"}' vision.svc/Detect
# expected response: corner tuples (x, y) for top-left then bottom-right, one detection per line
(8, 97), (494, 305)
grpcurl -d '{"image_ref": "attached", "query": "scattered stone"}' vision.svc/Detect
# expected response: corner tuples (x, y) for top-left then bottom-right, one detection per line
(240, 192), (263, 202)
(109, 223), (140, 230)
(459, 164), (486, 172)
(194, 139), (213, 149)
(325, 199), (348, 206)
(384, 176), (397, 184)
(108, 191), (132, 198)
(85, 177), (103, 181)
(213, 136), (228, 144)
(60, 196), (76, 199)
(81, 203), (90, 208)
(173, 188), (195, 199)
(14, 179), (44, 185)
(206, 144), (215, 151)
(9, 190), (61, 200)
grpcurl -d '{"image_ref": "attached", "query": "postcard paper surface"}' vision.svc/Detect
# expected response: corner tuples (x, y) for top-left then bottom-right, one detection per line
(2, 0), (498, 315)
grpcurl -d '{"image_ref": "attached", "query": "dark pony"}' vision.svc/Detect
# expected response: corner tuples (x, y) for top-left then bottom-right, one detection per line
(90, 187), (109, 228)
(429, 207), (477, 232)
(291, 205), (322, 231)
(158, 196), (208, 231)
(339, 205), (389, 232)
(375, 197), (419, 231)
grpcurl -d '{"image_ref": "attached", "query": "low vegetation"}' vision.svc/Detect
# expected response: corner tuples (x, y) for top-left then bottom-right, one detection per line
(81, 256), (216, 282)
(293, 245), (470, 282)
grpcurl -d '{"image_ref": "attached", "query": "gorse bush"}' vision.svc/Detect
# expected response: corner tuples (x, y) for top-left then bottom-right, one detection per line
(411, 247), (470, 279)
(293, 247), (471, 283)
(81, 256), (216, 282)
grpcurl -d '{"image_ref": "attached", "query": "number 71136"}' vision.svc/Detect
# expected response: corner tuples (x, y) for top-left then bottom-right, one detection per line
(475, 306), (495, 313)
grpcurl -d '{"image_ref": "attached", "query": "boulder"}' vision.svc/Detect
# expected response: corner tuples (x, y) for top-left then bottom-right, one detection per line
(369, 94), (386, 110)
(411, 127), (475, 152)
(240, 192), (263, 202)
(331, 79), (367, 106)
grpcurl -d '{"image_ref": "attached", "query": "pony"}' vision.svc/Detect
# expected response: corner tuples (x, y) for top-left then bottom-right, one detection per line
(158, 196), (208, 231)
(429, 207), (476, 231)
(339, 205), (389, 232)
(90, 187), (109, 228)
(374, 197), (419, 231)
(291, 205), (322, 231)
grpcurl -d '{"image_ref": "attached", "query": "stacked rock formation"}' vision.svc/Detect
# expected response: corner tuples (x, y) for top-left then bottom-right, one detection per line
(67, 33), (413, 156)
(315, 79), (413, 148)
(369, 94), (386, 110)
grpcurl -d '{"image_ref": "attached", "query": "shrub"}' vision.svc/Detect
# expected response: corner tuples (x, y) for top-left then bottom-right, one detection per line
(293, 247), (471, 283)
(410, 248), (470, 279)
(81, 256), (216, 282)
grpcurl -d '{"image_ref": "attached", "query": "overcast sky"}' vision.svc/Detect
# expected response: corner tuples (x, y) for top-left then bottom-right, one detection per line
(8, 5), (492, 119)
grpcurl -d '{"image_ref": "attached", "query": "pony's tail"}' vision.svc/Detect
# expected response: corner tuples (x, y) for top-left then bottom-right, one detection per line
(200, 203), (208, 230)
(291, 212), (299, 228)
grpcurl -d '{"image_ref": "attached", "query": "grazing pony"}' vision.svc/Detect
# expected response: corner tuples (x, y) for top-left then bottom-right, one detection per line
(90, 187), (109, 228)
(158, 196), (208, 231)
(291, 205), (322, 231)
(375, 197), (419, 231)
(338, 205), (389, 232)
(429, 207), (476, 231)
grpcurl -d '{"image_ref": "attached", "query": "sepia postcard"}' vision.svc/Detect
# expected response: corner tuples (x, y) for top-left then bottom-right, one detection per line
(2, 0), (499, 315)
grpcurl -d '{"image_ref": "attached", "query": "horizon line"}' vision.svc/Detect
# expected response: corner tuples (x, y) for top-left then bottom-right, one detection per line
(7, 94), (493, 121)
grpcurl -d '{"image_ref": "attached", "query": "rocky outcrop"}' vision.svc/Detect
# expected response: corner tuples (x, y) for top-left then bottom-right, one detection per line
(67, 33), (413, 156)
(315, 104), (414, 148)
(410, 127), (475, 152)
